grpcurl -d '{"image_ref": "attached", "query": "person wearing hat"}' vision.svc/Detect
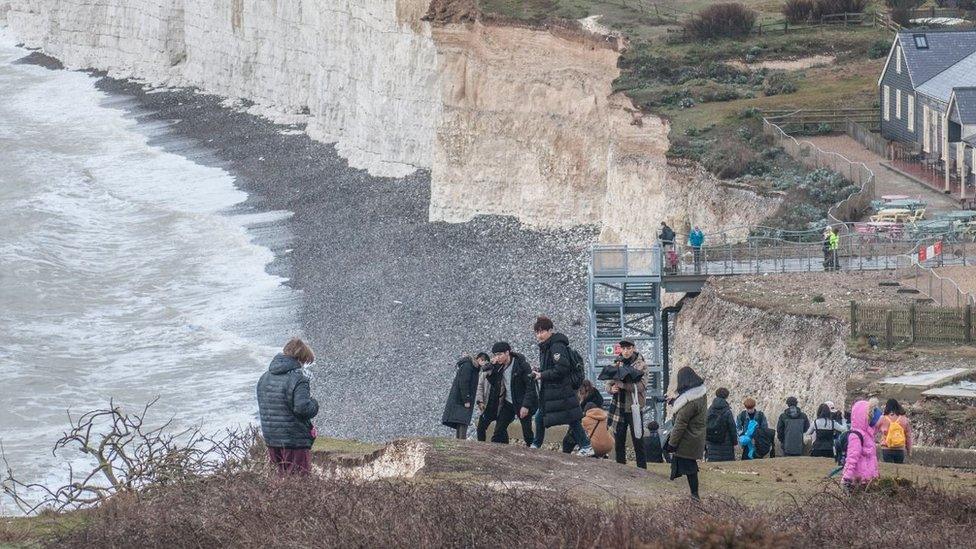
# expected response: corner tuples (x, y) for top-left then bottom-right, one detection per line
(476, 342), (538, 445)
(605, 338), (648, 469)
(442, 352), (489, 439)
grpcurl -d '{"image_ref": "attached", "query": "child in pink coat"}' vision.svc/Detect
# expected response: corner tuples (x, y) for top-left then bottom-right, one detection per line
(842, 399), (881, 489)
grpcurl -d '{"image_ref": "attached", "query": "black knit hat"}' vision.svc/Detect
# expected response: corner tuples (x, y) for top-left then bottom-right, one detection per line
(491, 341), (512, 354)
(786, 396), (798, 407)
(618, 338), (635, 348)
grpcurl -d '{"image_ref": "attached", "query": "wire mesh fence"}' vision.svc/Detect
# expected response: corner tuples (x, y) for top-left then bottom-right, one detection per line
(762, 118), (876, 232)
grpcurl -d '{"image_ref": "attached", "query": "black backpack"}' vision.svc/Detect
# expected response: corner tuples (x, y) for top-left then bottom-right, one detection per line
(835, 430), (864, 466)
(754, 426), (775, 458)
(565, 347), (586, 390)
(706, 408), (728, 444)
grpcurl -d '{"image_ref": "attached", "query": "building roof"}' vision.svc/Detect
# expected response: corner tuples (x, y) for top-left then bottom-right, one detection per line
(916, 51), (976, 102)
(896, 29), (976, 87)
(952, 87), (976, 125)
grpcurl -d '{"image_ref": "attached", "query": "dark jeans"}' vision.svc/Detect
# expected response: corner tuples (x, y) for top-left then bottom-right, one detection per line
(533, 409), (590, 449)
(477, 401), (523, 444)
(615, 412), (647, 469)
(454, 425), (467, 440)
(692, 247), (702, 274)
(882, 448), (906, 464)
(268, 446), (311, 475)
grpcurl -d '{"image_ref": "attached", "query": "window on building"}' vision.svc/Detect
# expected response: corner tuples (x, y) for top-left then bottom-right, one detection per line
(907, 94), (915, 132)
(883, 85), (890, 121)
(896, 46), (901, 74)
(914, 34), (928, 49)
(896, 89), (902, 119)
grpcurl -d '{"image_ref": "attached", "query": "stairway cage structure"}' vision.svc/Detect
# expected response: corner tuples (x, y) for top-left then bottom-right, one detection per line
(587, 245), (666, 423)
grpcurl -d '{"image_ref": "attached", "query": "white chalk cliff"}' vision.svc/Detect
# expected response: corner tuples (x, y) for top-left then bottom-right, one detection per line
(0, 0), (775, 243)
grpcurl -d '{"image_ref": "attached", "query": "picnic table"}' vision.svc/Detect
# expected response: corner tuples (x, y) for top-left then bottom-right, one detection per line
(881, 194), (910, 202)
(871, 208), (913, 223)
(884, 199), (926, 211)
(911, 219), (953, 235)
(942, 210), (976, 221)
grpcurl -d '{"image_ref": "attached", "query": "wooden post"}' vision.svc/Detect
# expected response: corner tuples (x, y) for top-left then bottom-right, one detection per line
(850, 300), (857, 338)
(885, 310), (894, 348)
(966, 305), (973, 344)
(909, 302), (916, 344)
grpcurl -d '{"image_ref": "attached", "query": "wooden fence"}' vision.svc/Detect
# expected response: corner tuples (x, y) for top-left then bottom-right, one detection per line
(846, 120), (888, 158)
(851, 301), (975, 346)
(764, 108), (878, 135)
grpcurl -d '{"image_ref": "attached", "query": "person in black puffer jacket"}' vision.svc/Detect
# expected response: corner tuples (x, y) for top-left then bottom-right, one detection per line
(704, 387), (738, 462)
(524, 316), (592, 456)
(256, 338), (320, 475)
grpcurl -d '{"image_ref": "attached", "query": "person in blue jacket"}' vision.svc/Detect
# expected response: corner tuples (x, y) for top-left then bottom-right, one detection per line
(688, 226), (705, 274)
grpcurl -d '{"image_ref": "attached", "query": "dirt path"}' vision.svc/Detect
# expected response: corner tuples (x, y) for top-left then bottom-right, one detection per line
(805, 134), (959, 217)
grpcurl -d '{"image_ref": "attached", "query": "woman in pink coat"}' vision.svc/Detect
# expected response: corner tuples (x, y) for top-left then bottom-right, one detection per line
(842, 399), (881, 489)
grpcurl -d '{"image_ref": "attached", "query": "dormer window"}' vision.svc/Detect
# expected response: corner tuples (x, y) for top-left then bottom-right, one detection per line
(914, 34), (928, 49)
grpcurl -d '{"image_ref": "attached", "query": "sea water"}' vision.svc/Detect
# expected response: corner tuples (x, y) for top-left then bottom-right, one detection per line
(0, 34), (299, 513)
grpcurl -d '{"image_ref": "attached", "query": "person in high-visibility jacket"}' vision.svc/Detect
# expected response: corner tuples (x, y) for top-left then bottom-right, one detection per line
(828, 228), (840, 271)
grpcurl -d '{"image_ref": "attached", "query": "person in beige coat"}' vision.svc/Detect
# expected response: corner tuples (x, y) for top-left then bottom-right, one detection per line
(580, 403), (614, 457)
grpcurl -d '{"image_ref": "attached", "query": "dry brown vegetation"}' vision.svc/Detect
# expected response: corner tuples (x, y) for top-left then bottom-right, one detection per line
(36, 471), (976, 548)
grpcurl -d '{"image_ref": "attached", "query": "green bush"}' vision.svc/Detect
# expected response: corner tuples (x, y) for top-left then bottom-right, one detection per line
(684, 3), (757, 39)
(703, 140), (757, 179)
(868, 40), (890, 59)
(763, 72), (798, 96)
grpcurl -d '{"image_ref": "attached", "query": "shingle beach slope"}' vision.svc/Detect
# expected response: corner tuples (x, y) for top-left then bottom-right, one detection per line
(93, 75), (596, 441)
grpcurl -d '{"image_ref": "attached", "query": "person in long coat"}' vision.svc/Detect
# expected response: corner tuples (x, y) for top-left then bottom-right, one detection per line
(665, 366), (707, 500)
(441, 353), (488, 439)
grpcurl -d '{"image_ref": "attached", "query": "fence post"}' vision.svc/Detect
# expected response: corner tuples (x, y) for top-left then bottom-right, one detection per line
(909, 302), (916, 344)
(966, 305), (973, 344)
(850, 300), (857, 338)
(885, 310), (894, 348)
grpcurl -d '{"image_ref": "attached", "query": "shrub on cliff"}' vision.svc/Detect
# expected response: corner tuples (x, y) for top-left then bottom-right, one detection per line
(46, 473), (976, 548)
(782, 0), (815, 23)
(684, 3), (757, 39)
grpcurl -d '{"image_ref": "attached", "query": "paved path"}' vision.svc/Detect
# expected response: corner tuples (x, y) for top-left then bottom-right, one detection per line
(805, 134), (959, 216)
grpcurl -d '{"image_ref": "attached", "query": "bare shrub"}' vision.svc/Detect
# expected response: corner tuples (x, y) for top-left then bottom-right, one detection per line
(47, 477), (976, 548)
(703, 140), (757, 179)
(1, 399), (257, 514)
(782, 0), (815, 23)
(684, 3), (757, 39)
(812, 0), (869, 18)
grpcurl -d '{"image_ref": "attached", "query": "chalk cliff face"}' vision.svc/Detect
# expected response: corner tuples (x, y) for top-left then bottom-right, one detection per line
(671, 286), (865, 414)
(1, 0), (775, 242)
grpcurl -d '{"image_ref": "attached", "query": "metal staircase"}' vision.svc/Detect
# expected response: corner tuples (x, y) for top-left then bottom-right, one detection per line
(587, 245), (666, 423)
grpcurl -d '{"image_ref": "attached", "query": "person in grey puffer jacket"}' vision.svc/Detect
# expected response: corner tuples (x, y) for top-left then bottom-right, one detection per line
(257, 338), (319, 475)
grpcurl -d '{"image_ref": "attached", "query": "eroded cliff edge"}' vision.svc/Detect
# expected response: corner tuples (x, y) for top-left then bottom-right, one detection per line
(0, 0), (777, 242)
(671, 285), (865, 413)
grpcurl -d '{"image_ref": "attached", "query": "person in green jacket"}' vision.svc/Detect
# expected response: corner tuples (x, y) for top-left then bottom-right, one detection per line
(828, 227), (840, 271)
(665, 366), (708, 500)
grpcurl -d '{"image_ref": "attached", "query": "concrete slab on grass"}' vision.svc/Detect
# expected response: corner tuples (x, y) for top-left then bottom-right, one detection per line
(880, 368), (972, 388)
(922, 381), (976, 399)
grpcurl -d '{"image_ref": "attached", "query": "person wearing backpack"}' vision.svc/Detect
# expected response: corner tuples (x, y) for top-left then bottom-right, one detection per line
(605, 339), (648, 469)
(878, 398), (912, 463)
(842, 399), (882, 490)
(737, 398), (771, 460)
(525, 316), (593, 456)
(805, 403), (847, 458)
(561, 381), (605, 453)
(705, 387), (738, 462)
(565, 402), (614, 457)
(776, 396), (810, 457)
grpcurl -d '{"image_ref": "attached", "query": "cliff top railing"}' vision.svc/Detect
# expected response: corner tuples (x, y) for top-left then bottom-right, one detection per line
(761, 116), (876, 233)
